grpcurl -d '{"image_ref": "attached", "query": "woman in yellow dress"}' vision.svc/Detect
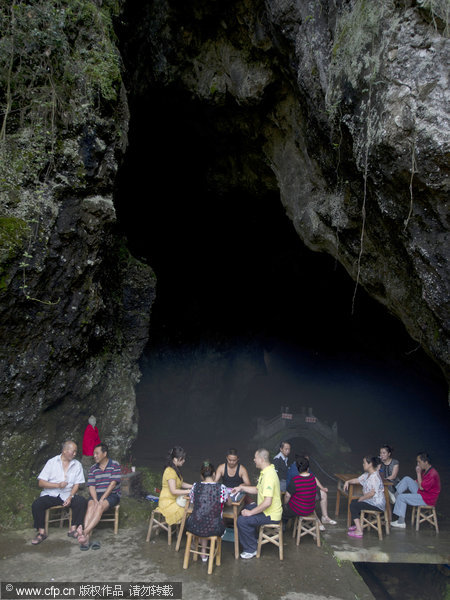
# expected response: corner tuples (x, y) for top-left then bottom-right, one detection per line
(159, 447), (192, 525)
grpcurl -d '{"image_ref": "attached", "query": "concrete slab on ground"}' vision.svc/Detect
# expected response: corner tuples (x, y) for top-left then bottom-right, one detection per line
(322, 522), (450, 564)
(0, 525), (375, 600)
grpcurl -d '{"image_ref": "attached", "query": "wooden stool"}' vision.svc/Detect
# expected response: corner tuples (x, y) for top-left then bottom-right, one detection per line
(99, 504), (120, 534)
(411, 505), (439, 533)
(256, 522), (283, 560)
(361, 509), (389, 540)
(293, 514), (321, 547)
(183, 532), (222, 575)
(44, 505), (72, 535)
(146, 507), (178, 545)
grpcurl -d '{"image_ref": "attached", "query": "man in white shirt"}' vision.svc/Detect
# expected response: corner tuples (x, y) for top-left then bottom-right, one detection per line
(31, 440), (87, 545)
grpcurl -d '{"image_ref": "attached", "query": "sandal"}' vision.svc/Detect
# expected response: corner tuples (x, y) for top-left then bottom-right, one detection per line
(31, 533), (48, 545)
(347, 530), (363, 538)
(322, 517), (337, 525)
(348, 525), (357, 531)
(67, 530), (78, 538)
(91, 540), (101, 550)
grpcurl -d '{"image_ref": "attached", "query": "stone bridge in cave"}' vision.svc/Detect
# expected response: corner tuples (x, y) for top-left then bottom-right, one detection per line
(253, 407), (351, 457)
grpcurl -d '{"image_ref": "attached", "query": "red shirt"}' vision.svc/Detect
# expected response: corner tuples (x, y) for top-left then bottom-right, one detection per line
(418, 467), (440, 506)
(287, 473), (317, 516)
(82, 425), (101, 456)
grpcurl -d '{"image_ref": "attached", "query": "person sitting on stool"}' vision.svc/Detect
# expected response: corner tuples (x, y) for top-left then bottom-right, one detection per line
(31, 440), (87, 545)
(232, 448), (282, 559)
(391, 452), (440, 528)
(77, 443), (121, 549)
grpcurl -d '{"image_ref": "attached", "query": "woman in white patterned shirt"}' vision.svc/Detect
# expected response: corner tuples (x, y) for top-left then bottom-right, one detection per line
(344, 456), (385, 538)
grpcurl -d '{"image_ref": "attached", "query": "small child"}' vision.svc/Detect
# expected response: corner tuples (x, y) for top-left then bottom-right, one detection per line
(186, 462), (229, 561)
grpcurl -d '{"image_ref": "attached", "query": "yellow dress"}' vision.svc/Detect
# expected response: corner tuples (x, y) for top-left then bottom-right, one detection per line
(158, 466), (185, 525)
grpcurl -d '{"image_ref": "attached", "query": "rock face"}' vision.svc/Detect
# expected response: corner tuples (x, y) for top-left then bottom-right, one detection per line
(0, 0), (156, 482)
(122, 0), (449, 381)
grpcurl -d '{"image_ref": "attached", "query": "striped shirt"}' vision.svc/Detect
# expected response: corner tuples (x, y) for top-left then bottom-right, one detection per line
(88, 459), (121, 496)
(287, 473), (317, 516)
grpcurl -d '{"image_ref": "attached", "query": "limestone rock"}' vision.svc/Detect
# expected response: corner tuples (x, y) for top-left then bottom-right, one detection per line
(0, 0), (156, 479)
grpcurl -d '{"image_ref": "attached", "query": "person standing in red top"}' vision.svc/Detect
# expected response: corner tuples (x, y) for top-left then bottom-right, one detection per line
(391, 452), (441, 528)
(82, 415), (101, 456)
(282, 456), (317, 524)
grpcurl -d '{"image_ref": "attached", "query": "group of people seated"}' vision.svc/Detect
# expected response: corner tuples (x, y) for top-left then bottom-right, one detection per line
(158, 443), (441, 558)
(30, 439), (441, 557)
(345, 448), (440, 537)
(31, 440), (121, 550)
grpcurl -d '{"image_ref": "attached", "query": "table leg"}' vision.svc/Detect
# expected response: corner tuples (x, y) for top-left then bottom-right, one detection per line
(335, 486), (341, 516)
(347, 484), (353, 528)
(384, 487), (391, 522)
(175, 503), (189, 552)
(233, 505), (239, 559)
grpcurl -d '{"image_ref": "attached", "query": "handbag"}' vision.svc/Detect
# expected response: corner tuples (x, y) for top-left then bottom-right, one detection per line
(176, 495), (187, 507)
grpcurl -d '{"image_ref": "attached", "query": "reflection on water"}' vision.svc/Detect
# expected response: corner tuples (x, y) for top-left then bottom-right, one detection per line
(132, 339), (449, 500)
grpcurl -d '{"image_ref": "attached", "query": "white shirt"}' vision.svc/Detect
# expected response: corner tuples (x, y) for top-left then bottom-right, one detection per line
(38, 454), (85, 501)
(273, 451), (288, 465)
(358, 471), (385, 510)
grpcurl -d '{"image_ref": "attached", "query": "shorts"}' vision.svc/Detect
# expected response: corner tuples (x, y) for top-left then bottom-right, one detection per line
(89, 492), (120, 508)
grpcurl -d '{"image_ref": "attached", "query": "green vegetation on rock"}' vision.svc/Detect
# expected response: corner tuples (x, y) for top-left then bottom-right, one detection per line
(0, 0), (123, 199)
(0, 216), (29, 290)
(0, 474), (37, 530)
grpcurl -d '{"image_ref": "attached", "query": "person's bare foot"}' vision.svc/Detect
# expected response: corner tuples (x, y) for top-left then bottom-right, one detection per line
(78, 534), (90, 546)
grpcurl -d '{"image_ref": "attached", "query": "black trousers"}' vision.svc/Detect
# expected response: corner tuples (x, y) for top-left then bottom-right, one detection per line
(350, 499), (383, 521)
(32, 494), (87, 529)
(282, 504), (300, 521)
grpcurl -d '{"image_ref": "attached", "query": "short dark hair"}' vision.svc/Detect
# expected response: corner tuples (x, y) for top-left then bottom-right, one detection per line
(280, 441), (290, 449)
(94, 443), (108, 455)
(296, 457), (309, 473)
(417, 452), (431, 464)
(380, 444), (394, 455)
(227, 448), (238, 456)
(201, 462), (215, 478)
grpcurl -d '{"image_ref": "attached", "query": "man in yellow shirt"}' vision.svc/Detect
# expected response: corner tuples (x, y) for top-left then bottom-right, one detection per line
(232, 448), (282, 559)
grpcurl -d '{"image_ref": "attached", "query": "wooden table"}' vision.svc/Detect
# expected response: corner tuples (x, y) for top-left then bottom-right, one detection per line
(175, 495), (246, 559)
(334, 473), (393, 527)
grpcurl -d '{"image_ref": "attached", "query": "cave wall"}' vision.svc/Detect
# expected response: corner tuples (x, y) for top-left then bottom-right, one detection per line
(121, 0), (449, 381)
(0, 0), (156, 484)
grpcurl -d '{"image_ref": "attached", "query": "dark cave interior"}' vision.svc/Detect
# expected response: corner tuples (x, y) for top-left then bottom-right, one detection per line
(114, 87), (445, 379)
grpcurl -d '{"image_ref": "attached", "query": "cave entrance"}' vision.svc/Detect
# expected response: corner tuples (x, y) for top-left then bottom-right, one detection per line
(114, 83), (448, 485)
